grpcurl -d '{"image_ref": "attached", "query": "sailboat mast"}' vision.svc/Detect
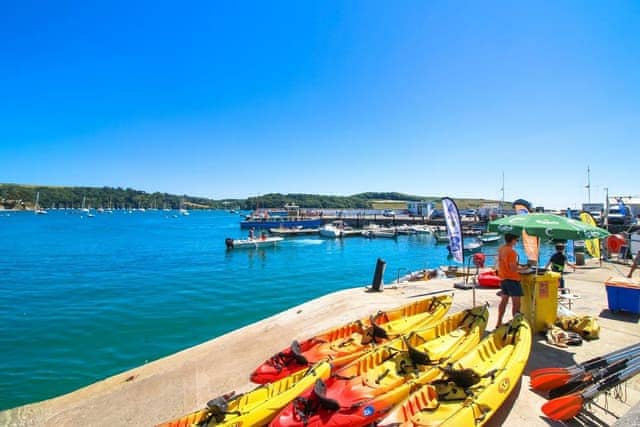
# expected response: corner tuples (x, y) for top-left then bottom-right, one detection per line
(500, 171), (505, 214)
(586, 165), (591, 203)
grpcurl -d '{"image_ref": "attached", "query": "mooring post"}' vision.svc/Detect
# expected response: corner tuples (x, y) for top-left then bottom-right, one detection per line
(371, 258), (386, 292)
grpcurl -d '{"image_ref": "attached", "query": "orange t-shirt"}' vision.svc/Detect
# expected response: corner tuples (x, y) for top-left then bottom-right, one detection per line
(498, 245), (520, 281)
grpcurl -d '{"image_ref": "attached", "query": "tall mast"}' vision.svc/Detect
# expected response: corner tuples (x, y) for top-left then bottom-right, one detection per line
(500, 171), (505, 213)
(586, 165), (591, 203)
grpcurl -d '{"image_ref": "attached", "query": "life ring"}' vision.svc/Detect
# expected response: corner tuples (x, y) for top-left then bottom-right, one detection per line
(472, 253), (486, 268)
(607, 234), (626, 253)
(478, 270), (501, 288)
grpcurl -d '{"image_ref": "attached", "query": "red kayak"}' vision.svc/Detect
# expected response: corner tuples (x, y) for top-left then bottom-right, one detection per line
(251, 295), (452, 384)
(477, 270), (501, 288)
(270, 306), (489, 427)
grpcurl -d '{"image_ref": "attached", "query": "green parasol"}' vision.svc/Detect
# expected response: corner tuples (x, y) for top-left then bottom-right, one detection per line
(487, 213), (610, 241)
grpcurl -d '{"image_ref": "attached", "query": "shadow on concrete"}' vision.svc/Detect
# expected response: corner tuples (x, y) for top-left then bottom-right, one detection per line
(537, 412), (611, 427)
(599, 309), (640, 324)
(524, 338), (580, 376)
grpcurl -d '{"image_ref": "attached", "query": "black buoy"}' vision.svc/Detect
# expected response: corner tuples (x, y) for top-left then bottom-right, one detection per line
(225, 238), (234, 249)
(371, 258), (386, 292)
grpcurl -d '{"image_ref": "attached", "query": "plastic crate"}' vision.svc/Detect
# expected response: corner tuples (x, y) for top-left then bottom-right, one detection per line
(605, 283), (640, 314)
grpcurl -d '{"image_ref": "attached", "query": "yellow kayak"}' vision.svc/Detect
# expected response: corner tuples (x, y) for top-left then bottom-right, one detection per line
(156, 361), (331, 427)
(270, 306), (489, 427)
(251, 294), (453, 383)
(378, 314), (532, 426)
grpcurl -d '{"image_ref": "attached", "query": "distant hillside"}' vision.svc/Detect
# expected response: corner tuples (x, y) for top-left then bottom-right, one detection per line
(0, 184), (501, 210)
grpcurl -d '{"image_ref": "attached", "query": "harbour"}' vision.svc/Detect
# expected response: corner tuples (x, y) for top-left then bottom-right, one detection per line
(2, 257), (638, 426)
(0, 209), (514, 412)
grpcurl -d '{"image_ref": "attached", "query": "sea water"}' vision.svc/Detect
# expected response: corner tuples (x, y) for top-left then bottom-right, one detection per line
(0, 210), (556, 410)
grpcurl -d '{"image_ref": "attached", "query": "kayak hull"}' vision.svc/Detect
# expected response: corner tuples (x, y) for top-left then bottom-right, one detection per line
(378, 314), (532, 426)
(252, 295), (453, 383)
(270, 306), (489, 427)
(157, 362), (331, 427)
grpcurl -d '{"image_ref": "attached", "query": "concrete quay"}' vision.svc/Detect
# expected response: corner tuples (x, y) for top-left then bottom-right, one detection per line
(1, 258), (639, 427)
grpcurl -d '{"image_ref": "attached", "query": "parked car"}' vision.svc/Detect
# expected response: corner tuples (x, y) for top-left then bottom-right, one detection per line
(382, 209), (395, 217)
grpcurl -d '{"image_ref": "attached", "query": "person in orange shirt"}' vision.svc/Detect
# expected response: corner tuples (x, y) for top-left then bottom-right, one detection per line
(496, 233), (528, 328)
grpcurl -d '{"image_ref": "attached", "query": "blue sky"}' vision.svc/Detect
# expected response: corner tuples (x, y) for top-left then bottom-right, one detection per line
(1, 1), (638, 208)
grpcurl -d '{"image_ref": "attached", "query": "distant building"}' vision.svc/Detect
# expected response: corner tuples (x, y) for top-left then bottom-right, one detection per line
(478, 203), (501, 219)
(407, 201), (434, 216)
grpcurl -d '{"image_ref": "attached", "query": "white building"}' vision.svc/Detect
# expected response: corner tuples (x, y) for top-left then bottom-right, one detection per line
(407, 201), (434, 216)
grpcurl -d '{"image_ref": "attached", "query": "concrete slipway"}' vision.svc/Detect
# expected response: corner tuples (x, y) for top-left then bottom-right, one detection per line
(1, 258), (639, 427)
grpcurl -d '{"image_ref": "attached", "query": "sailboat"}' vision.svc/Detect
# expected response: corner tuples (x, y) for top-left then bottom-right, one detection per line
(80, 196), (90, 213)
(34, 192), (48, 215)
(179, 198), (190, 216)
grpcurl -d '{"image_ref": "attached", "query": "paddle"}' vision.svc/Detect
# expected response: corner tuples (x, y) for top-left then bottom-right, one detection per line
(531, 342), (640, 378)
(531, 343), (640, 390)
(541, 358), (640, 421)
(547, 357), (630, 399)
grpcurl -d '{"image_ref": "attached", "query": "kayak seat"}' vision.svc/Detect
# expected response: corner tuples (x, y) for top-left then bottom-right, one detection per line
(206, 392), (242, 422)
(312, 379), (340, 411)
(369, 316), (390, 343)
(407, 339), (434, 367)
(291, 340), (309, 365)
(433, 380), (472, 401)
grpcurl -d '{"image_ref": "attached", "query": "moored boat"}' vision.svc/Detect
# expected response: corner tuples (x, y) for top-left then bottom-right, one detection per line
(270, 227), (320, 236)
(270, 306), (489, 427)
(362, 228), (398, 239)
(377, 313), (532, 427)
(463, 237), (483, 253)
(319, 221), (349, 238)
(250, 294), (453, 384)
(225, 236), (284, 249)
(479, 231), (502, 244)
(156, 361), (331, 427)
(434, 230), (449, 243)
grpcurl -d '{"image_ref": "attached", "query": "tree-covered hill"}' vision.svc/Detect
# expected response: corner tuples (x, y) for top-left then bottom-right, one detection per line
(0, 184), (500, 210)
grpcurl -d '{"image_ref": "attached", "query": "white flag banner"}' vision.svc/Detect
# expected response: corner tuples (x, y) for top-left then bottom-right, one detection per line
(442, 197), (464, 263)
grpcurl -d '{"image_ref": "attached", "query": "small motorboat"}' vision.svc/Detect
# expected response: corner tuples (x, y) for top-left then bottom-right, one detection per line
(479, 231), (502, 244)
(394, 225), (416, 235)
(319, 221), (348, 238)
(367, 228), (398, 239)
(434, 230), (450, 243)
(463, 237), (483, 253)
(225, 236), (284, 249)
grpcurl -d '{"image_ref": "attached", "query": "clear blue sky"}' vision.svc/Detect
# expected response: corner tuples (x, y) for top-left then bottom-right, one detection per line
(1, 1), (638, 209)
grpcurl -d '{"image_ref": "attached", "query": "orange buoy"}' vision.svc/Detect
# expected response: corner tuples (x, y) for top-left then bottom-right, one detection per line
(607, 234), (626, 253)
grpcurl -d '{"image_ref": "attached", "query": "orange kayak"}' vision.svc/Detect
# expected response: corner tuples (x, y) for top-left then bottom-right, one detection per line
(251, 294), (453, 384)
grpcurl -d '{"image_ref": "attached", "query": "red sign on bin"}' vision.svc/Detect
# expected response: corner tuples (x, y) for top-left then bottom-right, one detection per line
(539, 281), (549, 298)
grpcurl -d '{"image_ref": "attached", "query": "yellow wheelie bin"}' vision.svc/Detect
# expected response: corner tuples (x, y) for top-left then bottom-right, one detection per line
(520, 271), (561, 334)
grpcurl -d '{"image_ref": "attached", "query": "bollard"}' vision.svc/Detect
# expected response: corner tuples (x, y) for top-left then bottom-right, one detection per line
(574, 240), (586, 266)
(371, 258), (386, 292)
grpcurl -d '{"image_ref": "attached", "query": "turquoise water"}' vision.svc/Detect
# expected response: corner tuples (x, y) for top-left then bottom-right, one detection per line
(0, 210), (555, 410)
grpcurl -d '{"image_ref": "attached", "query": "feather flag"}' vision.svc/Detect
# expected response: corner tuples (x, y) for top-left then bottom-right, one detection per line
(442, 197), (464, 263)
(579, 211), (601, 259)
(513, 199), (538, 263)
